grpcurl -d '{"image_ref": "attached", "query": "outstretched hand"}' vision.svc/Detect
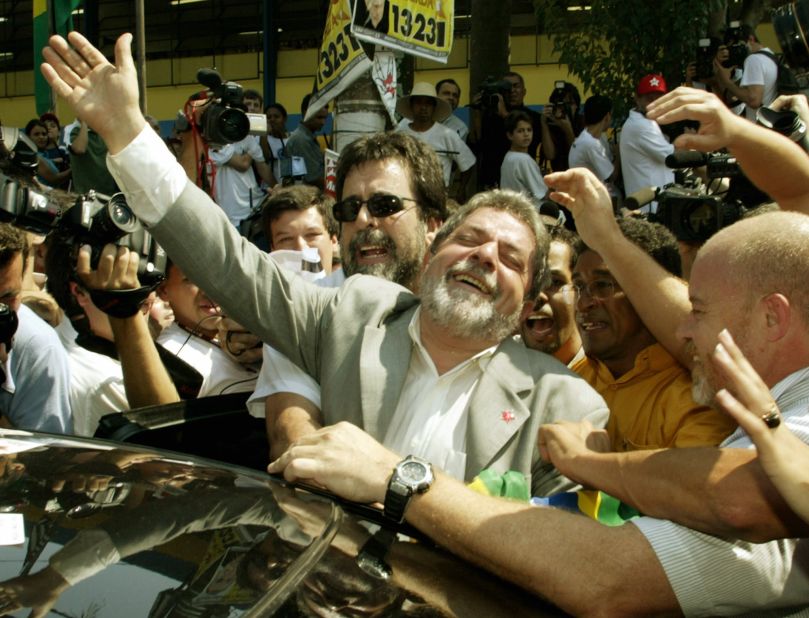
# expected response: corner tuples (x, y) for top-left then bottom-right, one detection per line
(711, 328), (809, 525)
(40, 32), (145, 154)
(645, 86), (746, 153)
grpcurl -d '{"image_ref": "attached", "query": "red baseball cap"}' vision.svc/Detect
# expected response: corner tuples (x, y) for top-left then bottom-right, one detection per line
(637, 74), (667, 96)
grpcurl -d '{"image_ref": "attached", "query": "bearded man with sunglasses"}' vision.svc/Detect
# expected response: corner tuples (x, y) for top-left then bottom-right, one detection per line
(41, 32), (608, 494)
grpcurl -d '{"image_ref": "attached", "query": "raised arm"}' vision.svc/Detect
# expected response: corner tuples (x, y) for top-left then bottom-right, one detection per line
(544, 167), (693, 367)
(646, 87), (809, 214)
(41, 32), (145, 155)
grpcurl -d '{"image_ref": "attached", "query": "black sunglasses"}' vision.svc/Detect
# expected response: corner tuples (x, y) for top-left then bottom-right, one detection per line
(332, 193), (418, 222)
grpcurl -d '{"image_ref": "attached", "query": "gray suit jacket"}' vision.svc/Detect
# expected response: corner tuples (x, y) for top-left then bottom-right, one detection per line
(151, 182), (609, 495)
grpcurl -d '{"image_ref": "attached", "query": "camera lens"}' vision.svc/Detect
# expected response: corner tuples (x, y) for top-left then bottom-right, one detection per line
(217, 108), (250, 143)
(106, 194), (140, 234)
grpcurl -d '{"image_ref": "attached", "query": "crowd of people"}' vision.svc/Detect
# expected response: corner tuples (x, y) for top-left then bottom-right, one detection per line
(0, 22), (807, 615)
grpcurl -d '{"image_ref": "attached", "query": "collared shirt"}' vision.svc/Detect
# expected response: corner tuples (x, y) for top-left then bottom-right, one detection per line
(383, 307), (496, 480)
(572, 343), (736, 451)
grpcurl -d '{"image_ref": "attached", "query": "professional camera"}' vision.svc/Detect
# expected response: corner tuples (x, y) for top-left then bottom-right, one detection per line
(0, 172), (166, 285)
(473, 76), (513, 112)
(772, 0), (809, 87)
(550, 80), (571, 118)
(651, 185), (744, 243)
(724, 20), (749, 67)
(193, 68), (267, 146)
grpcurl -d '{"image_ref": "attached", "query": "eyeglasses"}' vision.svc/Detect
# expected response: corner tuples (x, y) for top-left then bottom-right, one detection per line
(332, 193), (418, 223)
(573, 279), (617, 300)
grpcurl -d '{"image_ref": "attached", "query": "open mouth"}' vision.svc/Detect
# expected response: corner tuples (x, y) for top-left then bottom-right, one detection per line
(357, 244), (389, 264)
(525, 315), (554, 337)
(451, 272), (491, 295)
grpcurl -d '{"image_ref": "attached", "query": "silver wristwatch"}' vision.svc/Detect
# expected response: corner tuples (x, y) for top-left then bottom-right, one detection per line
(383, 455), (434, 524)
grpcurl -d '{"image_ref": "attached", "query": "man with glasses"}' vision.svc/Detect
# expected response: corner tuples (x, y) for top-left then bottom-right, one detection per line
(570, 216), (735, 451)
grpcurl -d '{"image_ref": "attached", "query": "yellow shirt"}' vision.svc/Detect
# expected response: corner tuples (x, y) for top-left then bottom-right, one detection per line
(572, 343), (736, 451)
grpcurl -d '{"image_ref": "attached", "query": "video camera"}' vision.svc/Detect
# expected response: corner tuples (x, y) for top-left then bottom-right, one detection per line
(190, 69), (267, 147)
(1, 177), (166, 285)
(0, 128), (165, 285)
(772, 0), (809, 87)
(472, 76), (513, 112)
(627, 104), (809, 242)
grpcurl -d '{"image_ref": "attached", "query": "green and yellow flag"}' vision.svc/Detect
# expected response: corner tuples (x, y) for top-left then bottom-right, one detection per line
(34, 0), (83, 115)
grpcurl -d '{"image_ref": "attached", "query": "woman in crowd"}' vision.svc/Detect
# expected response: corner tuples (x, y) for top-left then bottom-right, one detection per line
(24, 119), (71, 189)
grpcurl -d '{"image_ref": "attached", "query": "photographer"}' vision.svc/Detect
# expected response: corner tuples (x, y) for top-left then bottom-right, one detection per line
(541, 81), (583, 172)
(715, 24), (778, 121)
(688, 38), (745, 115)
(46, 237), (180, 435)
(469, 71), (541, 190)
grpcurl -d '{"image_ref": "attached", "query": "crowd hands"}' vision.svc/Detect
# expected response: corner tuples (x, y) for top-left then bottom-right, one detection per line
(0, 28), (803, 616)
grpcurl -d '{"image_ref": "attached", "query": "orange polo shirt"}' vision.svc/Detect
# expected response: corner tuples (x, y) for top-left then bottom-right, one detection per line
(572, 343), (736, 451)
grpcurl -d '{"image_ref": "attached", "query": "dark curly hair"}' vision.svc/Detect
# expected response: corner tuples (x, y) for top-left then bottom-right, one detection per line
(335, 132), (447, 223)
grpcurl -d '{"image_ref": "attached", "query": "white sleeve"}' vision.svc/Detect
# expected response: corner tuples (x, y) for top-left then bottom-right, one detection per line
(450, 132), (476, 172)
(587, 141), (614, 181)
(106, 126), (188, 227)
(741, 54), (766, 87)
(208, 143), (235, 166)
(245, 344), (322, 417)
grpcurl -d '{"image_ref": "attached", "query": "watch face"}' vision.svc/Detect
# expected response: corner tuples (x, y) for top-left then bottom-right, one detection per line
(399, 461), (427, 483)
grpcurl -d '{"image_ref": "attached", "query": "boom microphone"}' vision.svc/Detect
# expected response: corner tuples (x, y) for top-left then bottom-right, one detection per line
(624, 186), (658, 211)
(196, 68), (223, 91)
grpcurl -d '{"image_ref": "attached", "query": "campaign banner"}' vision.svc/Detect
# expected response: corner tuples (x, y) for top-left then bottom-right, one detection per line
(351, 0), (454, 62)
(306, 0), (372, 121)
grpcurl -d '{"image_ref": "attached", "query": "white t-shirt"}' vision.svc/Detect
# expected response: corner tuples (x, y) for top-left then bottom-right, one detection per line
(208, 135), (265, 226)
(499, 150), (548, 205)
(266, 134), (286, 185)
(620, 109), (675, 200)
(568, 130), (614, 182)
(397, 122), (476, 186)
(741, 48), (779, 121)
(55, 319), (128, 437)
(157, 323), (258, 397)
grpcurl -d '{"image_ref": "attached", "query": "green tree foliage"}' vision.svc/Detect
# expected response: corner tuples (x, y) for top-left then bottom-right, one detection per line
(535, 0), (726, 120)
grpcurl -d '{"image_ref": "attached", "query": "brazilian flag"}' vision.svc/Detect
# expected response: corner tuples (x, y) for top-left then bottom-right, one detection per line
(33, 0), (83, 115)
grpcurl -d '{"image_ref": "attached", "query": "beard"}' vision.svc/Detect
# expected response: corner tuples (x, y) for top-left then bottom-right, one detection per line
(341, 226), (426, 289)
(420, 258), (523, 342)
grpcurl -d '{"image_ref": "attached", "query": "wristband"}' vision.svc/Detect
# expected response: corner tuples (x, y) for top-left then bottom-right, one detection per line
(89, 285), (156, 318)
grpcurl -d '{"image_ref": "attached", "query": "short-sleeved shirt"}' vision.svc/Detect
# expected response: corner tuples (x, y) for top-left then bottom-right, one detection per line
(572, 343), (736, 451)
(284, 123), (324, 185)
(569, 130), (614, 182)
(620, 109), (675, 201)
(397, 122), (476, 186)
(0, 304), (72, 433)
(68, 126), (119, 195)
(208, 135), (265, 226)
(499, 150), (547, 205)
(741, 48), (779, 121)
